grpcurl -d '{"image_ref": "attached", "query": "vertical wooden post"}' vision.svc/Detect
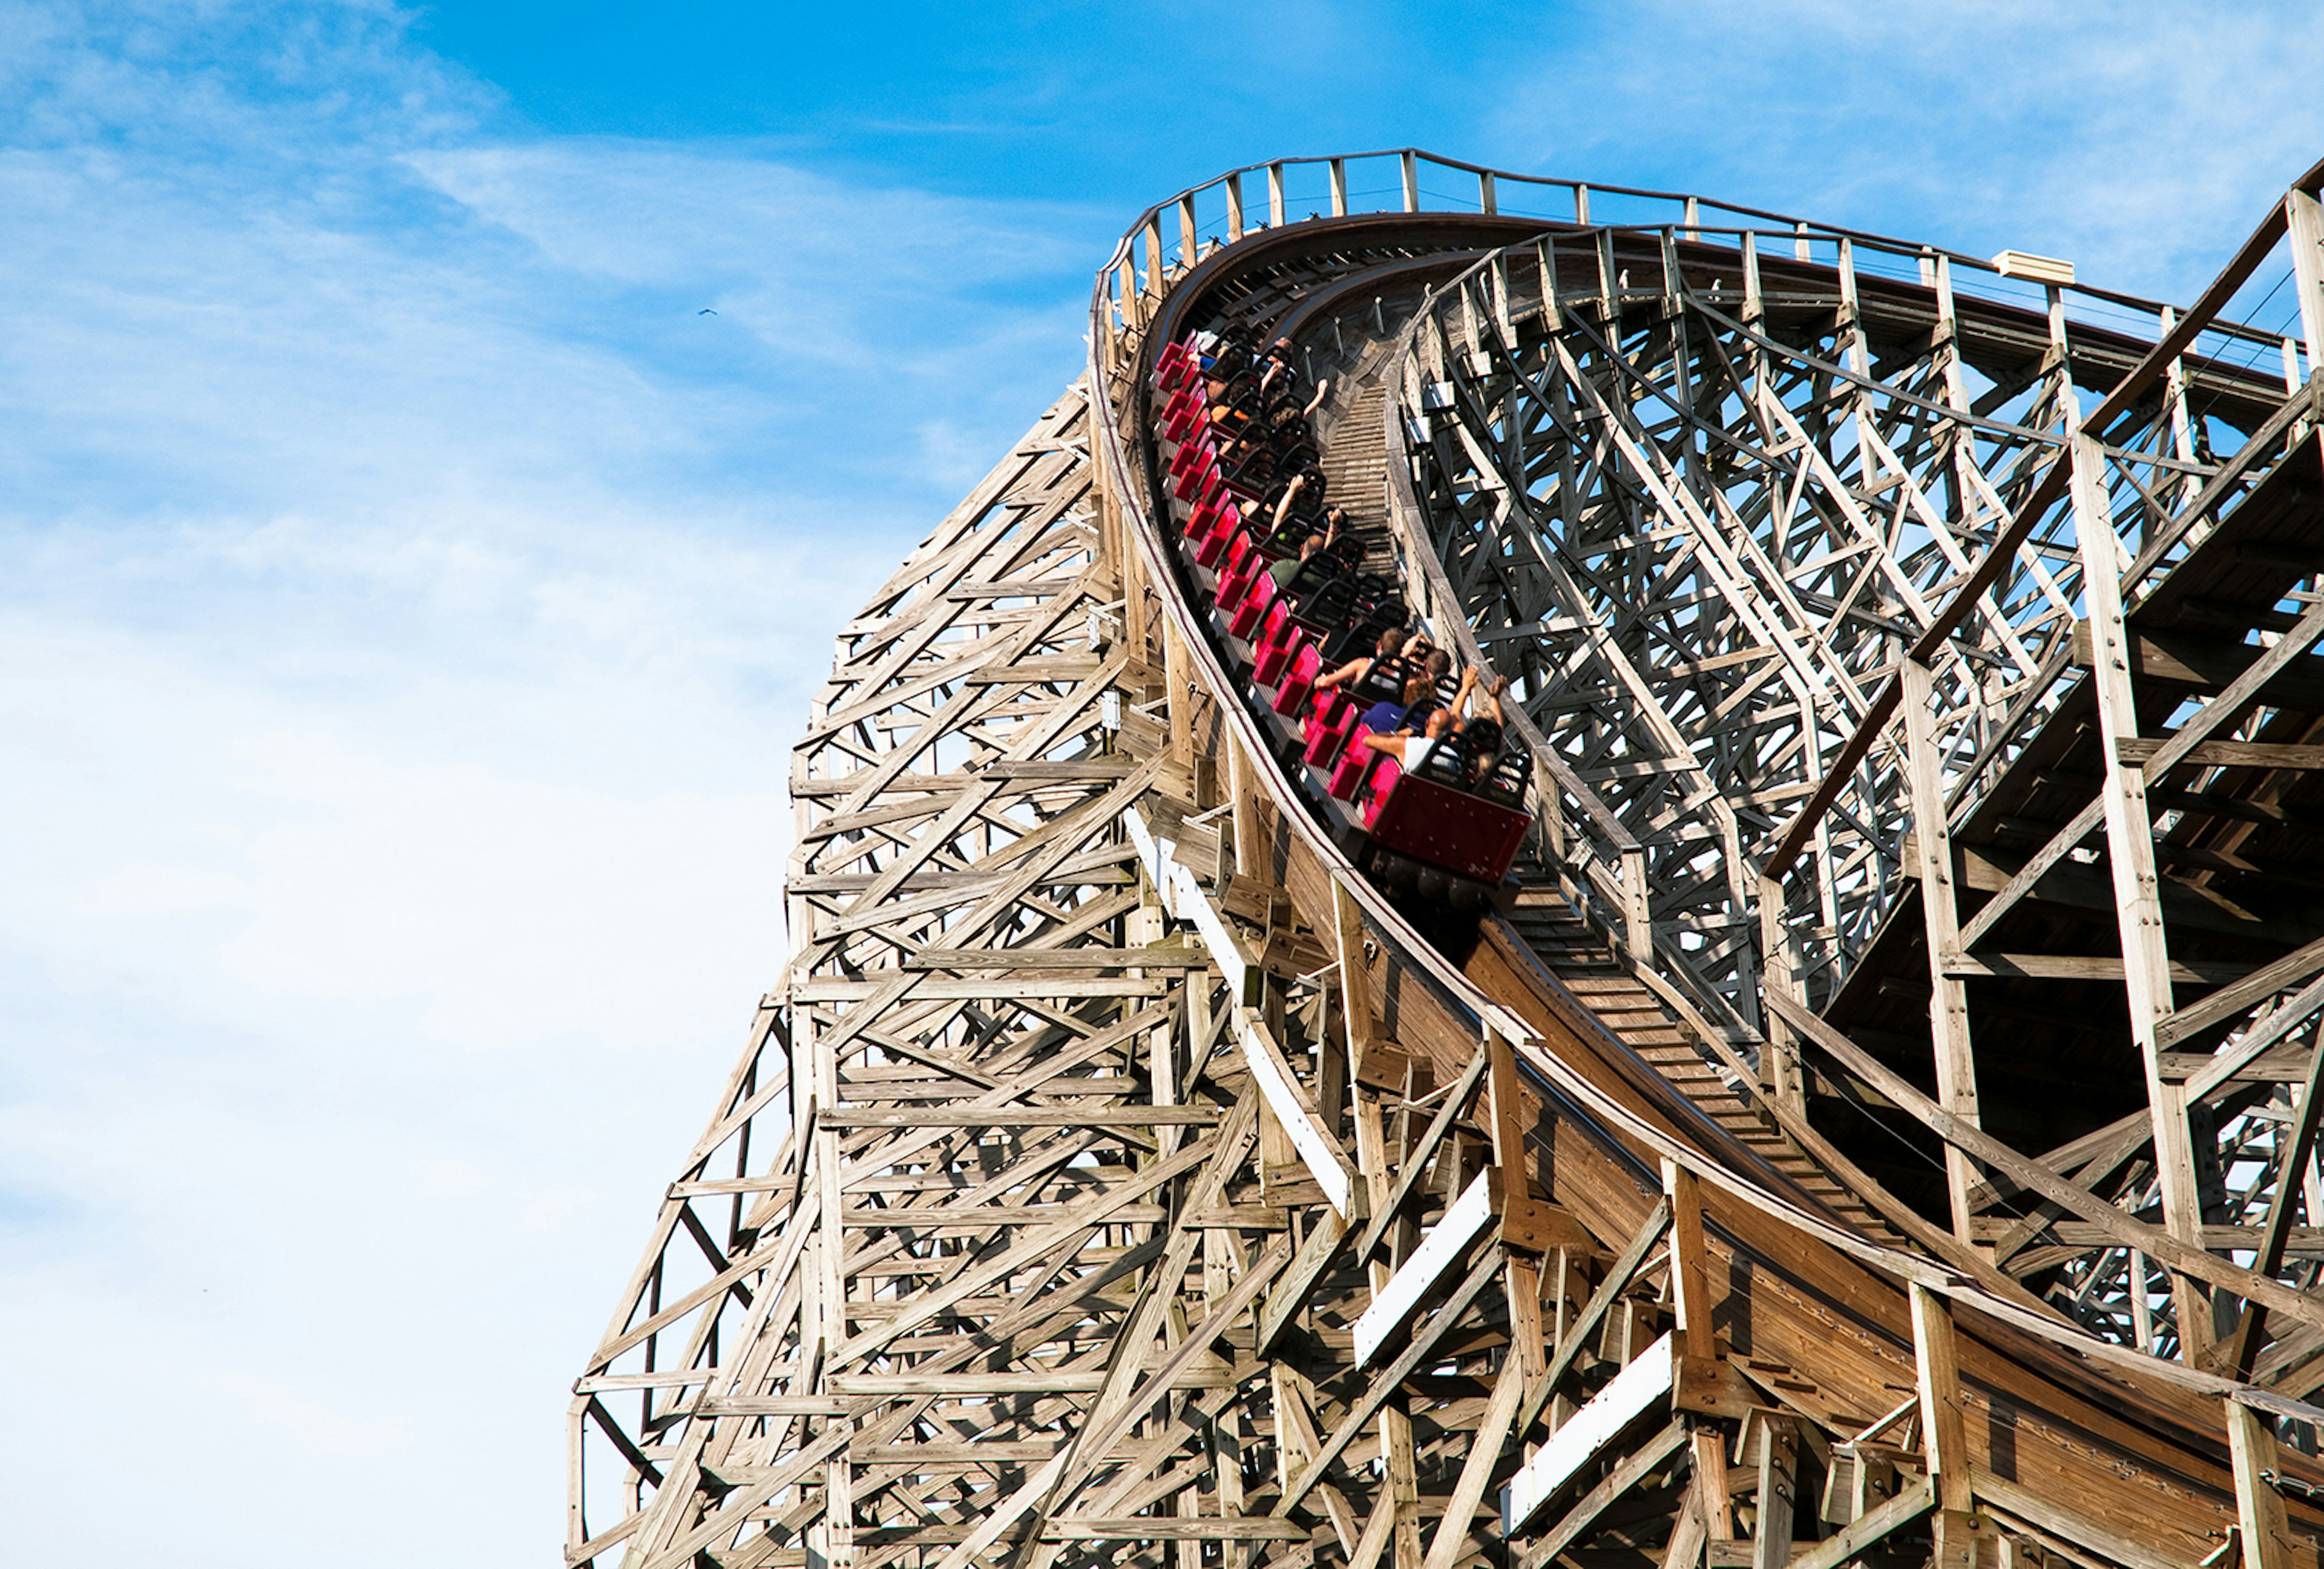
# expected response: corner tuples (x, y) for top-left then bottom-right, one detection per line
(2072, 427), (2211, 1358)
(812, 1001), (852, 1569)
(1330, 159), (1348, 218)
(1227, 735), (1263, 880)
(1335, 882), (1378, 1082)
(1488, 1024), (1549, 1386)
(1143, 215), (1166, 303)
(1751, 1416), (1799, 1569)
(1225, 174), (1246, 243)
(1902, 657), (1984, 1243)
(1338, 876), (1418, 1569)
(1486, 1028), (1526, 1169)
(1909, 1283), (1972, 1516)
(1400, 151), (1419, 213)
(2288, 188), (2324, 516)
(1621, 845), (1653, 958)
(1757, 875), (1804, 1111)
(2227, 1400), (2294, 1569)
(1268, 163), (1286, 229)
(1666, 1158), (1728, 1545)
(1178, 194), (1198, 270)
(1663, 1159), (1714, 1362)
(2284, 188), (2324, 376)
(1117, 258), (1141, 334)
(1161, 612), (1195, 771)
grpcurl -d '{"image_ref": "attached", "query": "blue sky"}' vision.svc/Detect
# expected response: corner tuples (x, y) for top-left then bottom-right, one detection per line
(1, 2), (2320, 1562)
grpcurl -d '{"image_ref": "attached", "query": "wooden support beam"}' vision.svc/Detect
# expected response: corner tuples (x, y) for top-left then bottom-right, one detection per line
(1353, 1168), (1495, 1365)
(2072, 622), (2324, 712)
(1693, 1425), (1734, 1546)
(1486, 1027), (1529, 1171)
(1518, 1418), (1690, 1569)
(1750, 1415), (1800, 1569)
(1937, 953), (2250, 984)
(1903, 659), (1978, 1242)
(1353, 1045), (1492, 1265)
(1910, 1282), (1972, 1516)
(2285, 186), (2324, 373)
(2119, 738), (2324, 772)
(1236, 1006), (1362, 1219)
(1664, 1158), (1715, 1363)
(2162, 939), (2324, 1050)
(1255, 1203), (1353, 1354)
(2222, 1016), (2324, 1378)
(1785, 1476), (1937, 1569)
(1420, 1354), (1526, 1569)
(2227, 1400), (2295, 1569)
(1279, 1250), (1505, 1514)
(2070, 426), (2210, 1360)
(1770, 990), (2324, 1341)
(1505, 1332), (1680, 1528)
(1518, 1198), (1674, 1441)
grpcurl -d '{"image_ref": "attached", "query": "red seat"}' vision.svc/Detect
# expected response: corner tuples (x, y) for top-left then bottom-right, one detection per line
(1195, 518), (1240, 570)
(1218, 549), (1262, 614)
(1213, 531), (1253, 602)
(1328, 739), (1379, 800)
(1172, 453), (1218, 502)
(1254, 622), (1306, 688)
(1361, 755), (1404, 828)
(1168, 435), (1211, 480)
(1252, 597), (1295, 654)
(1303, 702), (1354, 766)
(1229, 570), (1275, 640)
(1270, 643), (1322, 711)
(1184, 499), (1227, 546)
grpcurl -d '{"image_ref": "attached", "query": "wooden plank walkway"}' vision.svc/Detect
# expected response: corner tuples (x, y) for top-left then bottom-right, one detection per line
(1503, 880), (1899, 1242)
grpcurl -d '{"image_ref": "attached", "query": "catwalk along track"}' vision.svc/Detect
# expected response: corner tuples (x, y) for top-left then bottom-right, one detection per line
(569, 153), (2324, 1569)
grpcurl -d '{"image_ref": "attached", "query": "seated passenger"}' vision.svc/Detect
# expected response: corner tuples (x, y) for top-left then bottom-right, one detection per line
(1459, 664), (1510, 732)
(1453, 718), (1505, 787)
(1359, 671), (1436, 735)
(1258, 337), (1298, 392)
(1267, 493), (1340, 590)
(1360, 665), (1504, 768)
(1313, 626), (1414, 700)
(1357, 702), (1459, 768)
(1420, 648), (1454, 694)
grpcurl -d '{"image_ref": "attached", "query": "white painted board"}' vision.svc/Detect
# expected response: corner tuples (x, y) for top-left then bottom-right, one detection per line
(1502, 1331), (1676, 1530)
(1351, 1168), (1495, 1366)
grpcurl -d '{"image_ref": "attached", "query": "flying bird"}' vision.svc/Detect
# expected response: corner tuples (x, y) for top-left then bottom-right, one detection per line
(698, 308), (718, 315)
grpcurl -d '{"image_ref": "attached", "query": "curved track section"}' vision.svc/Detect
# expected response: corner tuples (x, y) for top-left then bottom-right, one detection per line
(569, 153), (2324, 1569)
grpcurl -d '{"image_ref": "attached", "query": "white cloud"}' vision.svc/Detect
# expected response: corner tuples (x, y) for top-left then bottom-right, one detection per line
(1492, 0), (2324, 303)
(0, 7), (1089, 1565)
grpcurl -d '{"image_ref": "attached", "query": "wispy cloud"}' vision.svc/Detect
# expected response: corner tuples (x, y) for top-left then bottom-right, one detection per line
(10, 1), (2319, 1564)
(0, 5), (1093, 1563)
(1487, 0), (2324, 302)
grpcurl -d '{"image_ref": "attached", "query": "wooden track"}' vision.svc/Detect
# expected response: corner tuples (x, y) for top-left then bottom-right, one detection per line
(569, 151), (2324, 1569)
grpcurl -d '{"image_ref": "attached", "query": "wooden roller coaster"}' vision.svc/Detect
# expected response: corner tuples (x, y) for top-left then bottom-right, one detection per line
(566, 151), (2324, 1569)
